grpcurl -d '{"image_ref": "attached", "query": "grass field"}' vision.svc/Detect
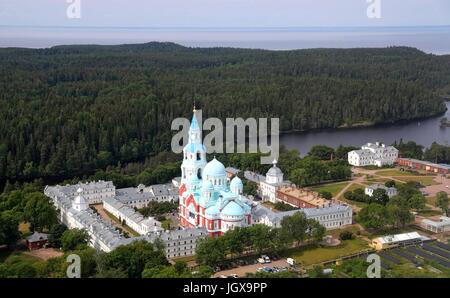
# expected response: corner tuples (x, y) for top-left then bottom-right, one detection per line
(375, 169), (419, 177)
(1, 250), (42, 265)
(103, 209), (140, 237)
(426, 196), (437, 206)
(338, 197), (368, 209)
(416, 209), (443, 217)
(172, 255), (197, 263)
(364, 177), (390, 185)
(284, 238), (370, 266)
(310, 182), (349, 197)
(325, 225), (361, 238)
(395, 176), (439, 186)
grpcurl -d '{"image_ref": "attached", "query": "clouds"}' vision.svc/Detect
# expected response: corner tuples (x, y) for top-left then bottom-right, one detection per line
(0, 0), (449, 27)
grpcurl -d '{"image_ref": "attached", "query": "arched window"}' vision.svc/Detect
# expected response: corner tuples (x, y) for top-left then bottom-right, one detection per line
(197, 168), (202, 179)
(196, 152), (201, 161)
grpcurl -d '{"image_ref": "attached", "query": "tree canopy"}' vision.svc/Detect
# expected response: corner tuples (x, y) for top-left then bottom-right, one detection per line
(1, 44), (449, 184)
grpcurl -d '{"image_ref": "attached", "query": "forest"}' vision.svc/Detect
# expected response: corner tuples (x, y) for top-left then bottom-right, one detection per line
(1, 42), (450, 183)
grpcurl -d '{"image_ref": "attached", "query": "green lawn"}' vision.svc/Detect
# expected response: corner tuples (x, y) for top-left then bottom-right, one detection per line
(426, 196), (437, 206)
(325, 226), (361, 238)
(283, 238), (370, 266)
(1, 251), (42, 265)
(395, 176), (439, 186)
(172, 255), (197, 263)
(364, 177), (390, 185)
(375, 169), (418, 177)
(416, 209), (443, 217)
(336, 184), (369, 208)
(310, 182), (349, 197)
(103, 209), (140, 237)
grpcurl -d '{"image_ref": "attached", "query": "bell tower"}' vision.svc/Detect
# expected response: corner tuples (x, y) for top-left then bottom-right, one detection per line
(181, 106), (207, 184)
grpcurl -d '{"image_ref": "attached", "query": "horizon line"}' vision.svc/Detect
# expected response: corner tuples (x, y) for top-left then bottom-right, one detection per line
(1, 24), (450, 31)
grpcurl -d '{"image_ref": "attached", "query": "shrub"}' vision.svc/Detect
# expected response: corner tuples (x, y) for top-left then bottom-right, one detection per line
(339, 231), (354, 240)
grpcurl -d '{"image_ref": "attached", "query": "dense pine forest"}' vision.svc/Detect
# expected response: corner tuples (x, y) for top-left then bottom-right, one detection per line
(1, 42), (450, 182)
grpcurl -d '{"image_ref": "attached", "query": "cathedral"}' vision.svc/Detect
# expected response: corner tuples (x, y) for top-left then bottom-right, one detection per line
(178, 109), (253, 236)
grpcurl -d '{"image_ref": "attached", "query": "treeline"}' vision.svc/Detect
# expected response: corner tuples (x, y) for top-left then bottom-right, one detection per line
(217, 145), (352, 188)
(0, 183), (57, 247)
(196, 212), (325, 267)
(0, 240), (212, 278)
(1, 43), (449, 182)
(394, 140), (450, 164)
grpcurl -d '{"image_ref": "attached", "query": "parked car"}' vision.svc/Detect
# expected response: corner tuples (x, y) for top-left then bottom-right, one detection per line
(261, 255), (271, 263)
(228, 274), (239, 278)
(286, 258), (296, 266)
(257, 257), (266, 264)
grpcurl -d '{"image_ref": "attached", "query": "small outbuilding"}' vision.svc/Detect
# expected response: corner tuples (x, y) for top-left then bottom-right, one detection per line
(25, 232), (49, 250)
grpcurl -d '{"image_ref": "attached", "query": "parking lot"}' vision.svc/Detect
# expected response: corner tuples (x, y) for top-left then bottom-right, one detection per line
(423, 176), (450, 196)
(213, 259), (291, 278)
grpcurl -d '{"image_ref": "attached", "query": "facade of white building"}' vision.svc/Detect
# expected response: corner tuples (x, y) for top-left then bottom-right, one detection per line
(103, 198), (162, 235)
(259, 160), (290, 203)
(115, 183), (178, 209)
(252, 203), (353, 230)
(365, 184), (398, 198)
(52, 180), (116, 204)
(421, 216), (450, 234)
(348, 142), (398, 167)
(44, 183), (207, 257)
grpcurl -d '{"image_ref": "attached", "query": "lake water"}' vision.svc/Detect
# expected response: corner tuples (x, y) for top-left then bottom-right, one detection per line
(1, 26), (450, 55)
(279, 102), (450, 155)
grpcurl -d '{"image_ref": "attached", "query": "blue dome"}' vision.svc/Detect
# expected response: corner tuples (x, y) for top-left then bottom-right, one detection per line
(230, 176), (243, 189)
(221, 201), (244, 216)
(203, 157), (226, 177)
(205, 205), (220, 216)
(202, 180), (214, 191)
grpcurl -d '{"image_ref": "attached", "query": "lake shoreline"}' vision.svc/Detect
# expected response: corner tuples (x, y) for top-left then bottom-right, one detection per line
(279, 108), (448, 136)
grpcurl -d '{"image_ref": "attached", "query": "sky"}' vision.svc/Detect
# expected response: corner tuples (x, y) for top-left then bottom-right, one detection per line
(0, 0), (449, 28)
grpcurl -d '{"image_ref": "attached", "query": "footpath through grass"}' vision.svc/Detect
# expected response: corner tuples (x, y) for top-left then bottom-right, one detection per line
(310, 182), (349, 197)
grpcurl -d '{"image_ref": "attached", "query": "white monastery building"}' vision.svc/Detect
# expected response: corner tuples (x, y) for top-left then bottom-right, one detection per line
(348, 142), (398, 167)
(44, 108), (354, 255)
(259, 160), (290, 203)
(365, 183), (398, 198)
(44, 182), (206, 256)
(252, 203), (353, 230)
